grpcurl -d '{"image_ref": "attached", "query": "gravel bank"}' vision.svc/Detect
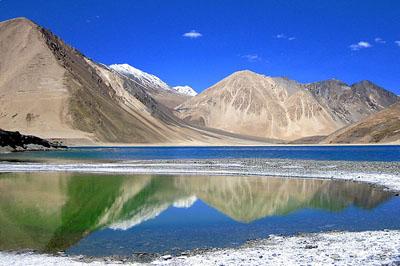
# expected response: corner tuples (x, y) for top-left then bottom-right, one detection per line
(153, 230), (400, 266)
(2, 230), (399, 266)
(1, 158), (399, 191)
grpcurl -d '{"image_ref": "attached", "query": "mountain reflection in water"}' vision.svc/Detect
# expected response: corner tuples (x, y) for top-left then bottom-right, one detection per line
(0, 172), (394, 254)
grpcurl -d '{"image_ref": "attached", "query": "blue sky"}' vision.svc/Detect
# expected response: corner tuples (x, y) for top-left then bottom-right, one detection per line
(1, 0), (400, 94)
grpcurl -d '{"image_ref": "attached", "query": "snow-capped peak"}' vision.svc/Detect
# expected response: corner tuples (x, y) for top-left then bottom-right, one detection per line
(173, 85), (198, 96)
(109, 63), (172, 92)
(110, 63), (197, 96)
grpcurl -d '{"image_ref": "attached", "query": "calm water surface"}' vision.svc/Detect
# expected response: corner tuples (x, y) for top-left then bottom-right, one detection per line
(0, 172), (399, 256)
(0, 145), (399, 162)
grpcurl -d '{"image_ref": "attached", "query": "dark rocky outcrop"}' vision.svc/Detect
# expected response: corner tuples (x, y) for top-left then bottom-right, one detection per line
(0, 129), (66, 151)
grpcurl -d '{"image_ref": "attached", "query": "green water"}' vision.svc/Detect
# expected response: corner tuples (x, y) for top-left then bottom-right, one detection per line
(0, 172), (397, 256)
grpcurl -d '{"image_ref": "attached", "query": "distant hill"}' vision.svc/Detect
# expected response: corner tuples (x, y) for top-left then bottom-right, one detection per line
(306, 79), (398, 124)
(176, 70), (398, 141)
(323, 102), (400, 144)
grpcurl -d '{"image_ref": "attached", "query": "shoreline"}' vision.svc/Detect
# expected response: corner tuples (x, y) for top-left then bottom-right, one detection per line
(2, 230), (400, 266)
(153, 230), (400, 265)
(0, 158), (399, 265)
(1, 158), (399, 191)
(68, 142), (400, 147)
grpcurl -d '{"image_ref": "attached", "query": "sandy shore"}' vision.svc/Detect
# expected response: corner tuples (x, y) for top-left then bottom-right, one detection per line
(0, 158), (399, 265)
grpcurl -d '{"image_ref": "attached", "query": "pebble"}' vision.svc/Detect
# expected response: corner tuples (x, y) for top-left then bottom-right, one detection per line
(162, 254), (172, 260)
(305, 244), (318, 249)
(330, 254), (341, 260)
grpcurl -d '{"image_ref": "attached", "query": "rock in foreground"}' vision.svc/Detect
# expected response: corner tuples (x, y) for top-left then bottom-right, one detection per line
(0, 129), (66, 151)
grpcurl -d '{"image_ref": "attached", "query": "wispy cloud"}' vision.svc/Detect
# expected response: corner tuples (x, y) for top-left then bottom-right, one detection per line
(349, 41), (372, 51)
(183, 30), (202, 39)
(395, 41), (400, 47)
(241, 54), (262, 62)
(85, 15), (101, 24)
(374, 37), (386, 44)
(275, 34), (296, 41)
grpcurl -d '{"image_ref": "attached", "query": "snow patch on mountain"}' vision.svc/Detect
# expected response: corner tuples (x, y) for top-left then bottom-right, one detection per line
(109, 64), (197, 96)
(109, 63), (171, 91)
(173, 85), (197, 96)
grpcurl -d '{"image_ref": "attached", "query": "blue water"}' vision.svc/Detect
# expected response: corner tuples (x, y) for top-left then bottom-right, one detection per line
(1, 145), (399, 162)
(68, 197), (400, 256)
(1, 172), (399, 257)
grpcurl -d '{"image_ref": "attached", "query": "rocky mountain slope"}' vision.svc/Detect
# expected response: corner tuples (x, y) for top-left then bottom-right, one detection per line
(323, 102), (400, 144)
(110, 64), (196, 108)
(0, 18), (266, 145)
(176, 71), (398, 141)
(306, 79), (398, 124)
(176, 71), (341, 140)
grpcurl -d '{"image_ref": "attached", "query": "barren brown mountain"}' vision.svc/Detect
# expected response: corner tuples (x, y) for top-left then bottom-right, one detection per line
(0, 18), (269, 145)
(176, 71), (339, 140)
(176, 71), (398, 141)
(306, 79), (398, 124)
(323, 102), (400, 144)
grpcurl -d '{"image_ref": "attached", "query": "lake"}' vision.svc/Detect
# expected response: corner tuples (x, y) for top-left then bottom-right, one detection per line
(0, 172), (399, 257)
(0, 145), (399, 162)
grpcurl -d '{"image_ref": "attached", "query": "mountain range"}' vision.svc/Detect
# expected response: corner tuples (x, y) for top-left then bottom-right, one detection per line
(176, 71), (398, 141)
(0, 17), (272, 145)
(0, 17), (399, 145)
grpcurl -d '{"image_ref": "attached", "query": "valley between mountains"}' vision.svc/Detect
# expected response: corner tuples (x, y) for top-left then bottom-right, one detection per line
(0, 17), (399, 147)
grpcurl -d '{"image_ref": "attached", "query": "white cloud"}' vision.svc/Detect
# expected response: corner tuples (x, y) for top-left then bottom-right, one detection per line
(183, 30), (202, 39)
(395, 41), (400, 47)
(241, 54), (262, 62)
(85, 15), (101, 23)
(374, 37), (386, 44)
(275, 34), (295, 41)
(349, 41), (372, 51)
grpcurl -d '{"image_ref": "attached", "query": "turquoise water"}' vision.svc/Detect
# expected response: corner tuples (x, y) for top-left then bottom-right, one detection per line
(1, 145), (399, 162)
